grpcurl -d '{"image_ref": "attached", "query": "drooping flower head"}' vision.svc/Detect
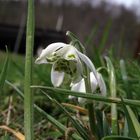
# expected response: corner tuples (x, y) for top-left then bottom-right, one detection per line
(35, 42), (107, 102)
(35, 42), (83, 87)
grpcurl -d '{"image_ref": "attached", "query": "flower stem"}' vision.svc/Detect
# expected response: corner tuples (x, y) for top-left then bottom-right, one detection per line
(66, 31), (98, 138)
(24, 0), (35, 139)
(85, 67), (98, 139)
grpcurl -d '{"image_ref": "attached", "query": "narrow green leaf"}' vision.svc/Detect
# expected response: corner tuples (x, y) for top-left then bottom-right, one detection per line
(24, 0), (35, 139)
(0, 46), (9, 91)
(66, 31), (79, 41)
(126, 106), (140, 137)
(105, 56), (118, 135)
(103, 111), (111, 136)
(31, 85), (140, 107)
(86, 103), (98, 139)
(121, 98), (140, 139)
(105, 57), (116, 97)
(95, 109), (104, 138)
(66, 31), (86, 53)
(123, 116), (129, 136)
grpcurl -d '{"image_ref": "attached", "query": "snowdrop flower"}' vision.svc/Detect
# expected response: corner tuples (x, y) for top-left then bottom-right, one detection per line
(69, 72), (106, 103)
(35, 42), (84, 86)
(35, 42), (106, 102)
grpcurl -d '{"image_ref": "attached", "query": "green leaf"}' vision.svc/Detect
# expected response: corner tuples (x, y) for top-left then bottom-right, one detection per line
(123, 116), (129, 136)
(105, 56), (118, 135)
(31, 85), (140, 107)
(24, 0), (35, 139)
(95, 109), (104, 138)
(66, 31), (86, 53)
(103, 111), (111, 136)
(126, 106), (140, 137)
(121, 97), (140, 139)
(66, 31), (79, 41)
(105, 57), (116, 97)
(0, 46), (9, 92)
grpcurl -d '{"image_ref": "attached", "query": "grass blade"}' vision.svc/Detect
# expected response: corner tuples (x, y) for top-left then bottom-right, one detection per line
(103, 111), (110, 136)
(105, 56), (118, 135)
(31, 85), (140, 107)
(0, 47), (9, 92)
(121, 98), (140, 139)
(126, 106), (140, 138)
(24, 0), (35, 139)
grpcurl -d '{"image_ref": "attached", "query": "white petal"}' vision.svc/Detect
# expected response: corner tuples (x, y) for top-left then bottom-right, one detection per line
(76, 51), (98, 81)
(35, 42), (67, 64)
(90, 72), (98, 92)
(63, 45), (78, 61)
(41, 42), (67, 58)
(97, 73), (107, 96)
(68, 95), (76, 99)
(76, 51), (106, 96)
(71, 79), (86, 92)
(78, 96), (86, 103)
(51, 65), (64, 87)
(70, 79), (86, 103)
(35, 57), (48, 64)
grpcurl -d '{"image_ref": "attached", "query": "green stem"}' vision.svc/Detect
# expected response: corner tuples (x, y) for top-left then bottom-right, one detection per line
(66, 31), (99, 138)
(24, 0), (35, 139)
(31, 85), (140, 107)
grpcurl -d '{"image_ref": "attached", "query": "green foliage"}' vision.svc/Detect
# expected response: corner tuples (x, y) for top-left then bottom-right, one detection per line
(1, 45), (140, 140)
(1, 25), (140, 140)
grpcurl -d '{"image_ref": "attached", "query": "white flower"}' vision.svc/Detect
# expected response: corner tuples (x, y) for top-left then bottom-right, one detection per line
(35, 42), (106, 102)
(35, 42), (84, 87)
(69, 72), (106, 103)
